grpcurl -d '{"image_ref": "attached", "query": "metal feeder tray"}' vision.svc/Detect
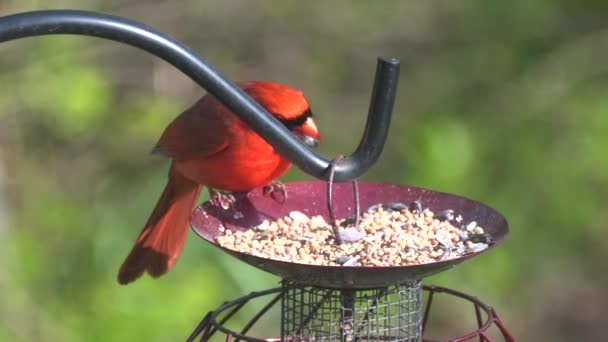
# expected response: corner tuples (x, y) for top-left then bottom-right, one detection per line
(191, 181), (508, 289)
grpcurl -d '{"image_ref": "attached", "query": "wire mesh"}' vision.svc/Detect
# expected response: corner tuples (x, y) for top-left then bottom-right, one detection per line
(186, 284), (514, 341)
(281, 281), (423, 341)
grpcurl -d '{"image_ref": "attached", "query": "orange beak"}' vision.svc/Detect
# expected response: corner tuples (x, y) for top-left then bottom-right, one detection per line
(296, 117), (321, 148)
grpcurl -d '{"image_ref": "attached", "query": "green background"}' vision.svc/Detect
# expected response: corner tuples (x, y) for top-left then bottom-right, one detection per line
(2, 1), (607, 341)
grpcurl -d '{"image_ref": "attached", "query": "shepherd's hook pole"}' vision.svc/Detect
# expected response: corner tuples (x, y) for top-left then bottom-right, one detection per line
(0, 10), (400, 181)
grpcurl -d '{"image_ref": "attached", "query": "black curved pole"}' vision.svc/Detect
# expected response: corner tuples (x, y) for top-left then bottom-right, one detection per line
(0, 10), (399, 181)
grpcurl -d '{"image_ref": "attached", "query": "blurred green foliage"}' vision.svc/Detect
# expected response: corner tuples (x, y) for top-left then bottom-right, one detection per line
(2, 1), (608, 341)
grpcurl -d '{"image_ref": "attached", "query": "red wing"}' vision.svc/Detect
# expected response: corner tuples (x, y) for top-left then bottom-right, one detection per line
(153, 96), (231, 160)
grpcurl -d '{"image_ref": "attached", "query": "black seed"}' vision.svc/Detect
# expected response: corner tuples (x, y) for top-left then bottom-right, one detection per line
(436, 209), (455, 222)
(340, 217), (356, 227)
(409, 200), (422, 213)
(469, 233), (492, 244)
(365, 203), (383, 212)
(386, 202), (408, 211)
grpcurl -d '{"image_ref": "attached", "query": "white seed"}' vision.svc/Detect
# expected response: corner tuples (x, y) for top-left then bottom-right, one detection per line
(289, 210), (310, 223)
(473, 226), (485, 234)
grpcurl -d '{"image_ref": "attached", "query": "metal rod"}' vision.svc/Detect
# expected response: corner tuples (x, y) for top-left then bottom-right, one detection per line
(211, 301), (249, 337)
(0, 10), (400, 182)
(237, 292), (284, 340)
(294, 289), (335, 336)
(491, 308), (516, 342)
(199, 319), (214, 342)
(185, 312), (212, 342)
(327, 155), (345, 244)
(355, 288), (387, 338)
(202, 288), (282, 342)
(353, 180), (361, 227)
(421, 289), (434, 335)
(340, 289), (355, 342)
(424, 286), (497, 342)
(475, 304), (483, 342)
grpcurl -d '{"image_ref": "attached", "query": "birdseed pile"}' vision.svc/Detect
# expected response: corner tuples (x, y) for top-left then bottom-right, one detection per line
(215, 201), (492, 267)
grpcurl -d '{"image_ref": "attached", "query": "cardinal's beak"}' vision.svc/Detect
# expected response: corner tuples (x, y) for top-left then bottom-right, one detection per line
(297, 117), (321, 148)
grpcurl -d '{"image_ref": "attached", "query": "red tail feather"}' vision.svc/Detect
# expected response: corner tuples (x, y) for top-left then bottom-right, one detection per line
(117, 165), (201, 285)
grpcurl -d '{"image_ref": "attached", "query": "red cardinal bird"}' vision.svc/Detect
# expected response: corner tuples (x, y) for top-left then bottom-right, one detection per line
(117, 81), (321, 284)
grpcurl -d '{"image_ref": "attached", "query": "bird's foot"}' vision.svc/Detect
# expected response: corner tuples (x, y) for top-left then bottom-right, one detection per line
(263, 180), (288, 203)
(208, 189), (237, 210)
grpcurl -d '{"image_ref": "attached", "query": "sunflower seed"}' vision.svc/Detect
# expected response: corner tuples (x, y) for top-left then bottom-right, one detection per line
(436, 209), (455, 222)
(334, 256), (357, 265)
(340, 228), (364, 243)
(459, 231), (470, 241)
(342, 258), (360, 267)
(466, 243), (489, 254)
(386, 202), (408, 211)
(409, 200), (422, 213)
(470, 233), (492, 244)
(366, 203), (383, 213)
(436, 234), (453, 249)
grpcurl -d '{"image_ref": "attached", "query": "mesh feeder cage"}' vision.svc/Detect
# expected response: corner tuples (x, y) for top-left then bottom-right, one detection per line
(189, 181), (514, 341)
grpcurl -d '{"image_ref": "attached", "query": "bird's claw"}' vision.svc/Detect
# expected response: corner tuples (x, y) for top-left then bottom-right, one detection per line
(263, 180), (288, 203)
(209, 189), (237, 210)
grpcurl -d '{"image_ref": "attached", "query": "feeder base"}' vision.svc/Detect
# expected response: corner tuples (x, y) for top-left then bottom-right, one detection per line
(186, 284), (515, 342)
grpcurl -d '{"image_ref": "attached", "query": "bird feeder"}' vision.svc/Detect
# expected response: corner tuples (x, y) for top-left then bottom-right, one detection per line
(187, 182), (513, 341)
(0, 10), (515, 342)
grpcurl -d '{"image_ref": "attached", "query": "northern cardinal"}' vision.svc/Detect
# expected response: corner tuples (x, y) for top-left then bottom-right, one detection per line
(117, 81), (321, 284)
